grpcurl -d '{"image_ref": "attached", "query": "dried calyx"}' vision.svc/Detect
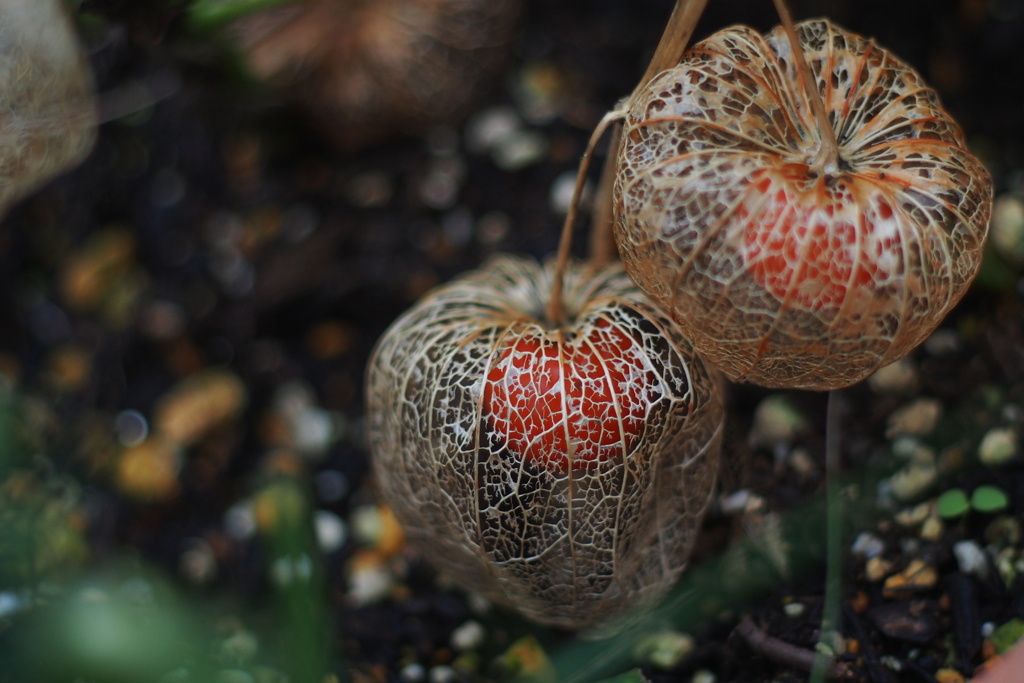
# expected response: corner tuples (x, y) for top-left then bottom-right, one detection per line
(611, 4), (992, 389)
(367, 255), (723, 630)
(770, 0), (839, 174)
(225, 0), (521, 149)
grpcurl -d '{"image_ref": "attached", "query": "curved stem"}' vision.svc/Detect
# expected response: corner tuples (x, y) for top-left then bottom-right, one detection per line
(547, 109), (625, 327)
(771, 0), (840, 174)
(635, 0), (710, 96)
(588, 122), (623, 268)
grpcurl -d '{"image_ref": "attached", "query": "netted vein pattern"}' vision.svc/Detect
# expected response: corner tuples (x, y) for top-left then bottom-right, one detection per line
(0, 0), (97, 218)
(231, 0), (520, 149)
(367, 256), (723, 630)
(614, 19), (992, 390)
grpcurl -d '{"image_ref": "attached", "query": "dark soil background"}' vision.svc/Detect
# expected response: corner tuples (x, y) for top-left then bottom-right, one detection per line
(2, 1), (1024, 682)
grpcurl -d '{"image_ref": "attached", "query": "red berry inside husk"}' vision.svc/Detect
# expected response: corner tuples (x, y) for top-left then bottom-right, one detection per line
(483, 319), (648, 473)
(366, 256), (723, 630)
(739, 166), (904, 314)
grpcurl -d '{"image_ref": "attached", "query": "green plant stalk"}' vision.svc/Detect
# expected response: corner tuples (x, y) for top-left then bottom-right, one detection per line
(257, 477), (340, 683)
(809, 390), (844, 683)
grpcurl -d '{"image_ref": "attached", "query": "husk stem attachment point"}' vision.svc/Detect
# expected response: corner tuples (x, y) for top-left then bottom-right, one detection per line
(635, 0), (711, 97)
(546, 109), (624, 328)
(549, 0), (712, 328)
(771, 0), (841, 174)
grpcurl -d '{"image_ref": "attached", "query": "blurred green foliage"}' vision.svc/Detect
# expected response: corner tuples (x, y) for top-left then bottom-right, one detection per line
(0, 389), (88, 587)
(187, 0), (300, 32)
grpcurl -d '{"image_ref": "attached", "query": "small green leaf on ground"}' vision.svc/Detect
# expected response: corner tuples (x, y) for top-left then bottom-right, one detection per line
(971, 485), (1010, 513)
(937, 488), (971, 519)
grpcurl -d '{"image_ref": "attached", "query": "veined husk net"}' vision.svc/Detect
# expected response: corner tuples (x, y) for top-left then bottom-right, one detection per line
(614, 19), (992, 390)
(0, 0), (97, 218)
(229, 0), (520, 149)
(367, 255), (723, 630)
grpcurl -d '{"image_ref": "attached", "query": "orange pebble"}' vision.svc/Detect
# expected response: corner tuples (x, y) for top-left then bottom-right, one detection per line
(849, 591), (870, 615)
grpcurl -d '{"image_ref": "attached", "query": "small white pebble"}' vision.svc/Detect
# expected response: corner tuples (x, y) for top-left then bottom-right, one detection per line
(274, 381), (316, 417)
(692, 669), (716, 683)
(891, 437), (936, 464)
(787, 448), (816, 476)
(450, 619), (486, 651)
(315, 510), (348, 554)
(920, 516), (944, 541)
(719, 489), (752, 515)
(428, 665), (458, 683)
(886, 398), (942, 438)
(492, 130), (548, 171)
(465, 106), (521, 154)
(991, 193), (1024, 264)
(982, 621), (996, 638)
(749, 395), (809, 448)
(224, 502), (257, 541)
(549, 170), (593, 215)
(467, 593), (492, 616)
(888, 462), (938, 501)
(400, 663), (426, 683)
(895, 502), (932, 527)
(783, 602), (806, 618)
(851, 532), (886, 559)
(868, 358), (919, 395)
(348, 564), (393, 606)
(950, 540), (991, 581)
(291, 407), (335, 457)
(880, 655), (903, 672)
(865, 557), (894, 582)
(351, 505), (384, 546)
(979, 427), (1018, 466)
(634, 630), (696, 669)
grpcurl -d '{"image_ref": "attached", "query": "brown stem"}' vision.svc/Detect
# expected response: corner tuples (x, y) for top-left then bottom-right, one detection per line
(547, 110), (624, 327)
(636, 0), (710, 96)
(588, 122), (622, 268)
(770, 0), (840, 174)
(735, 616), (852, 680)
